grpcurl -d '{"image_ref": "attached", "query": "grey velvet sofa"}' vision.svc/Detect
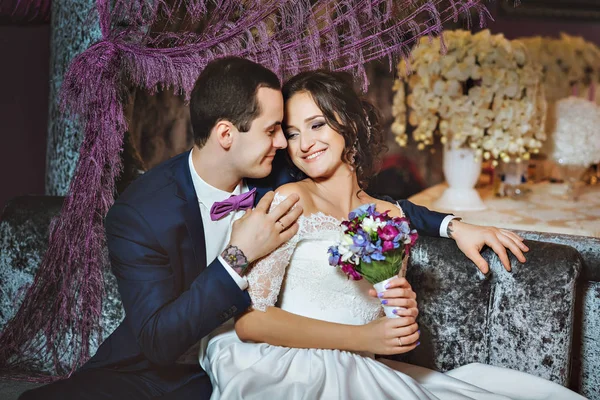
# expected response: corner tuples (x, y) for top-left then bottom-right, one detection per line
(515, 230), (600, 399)
(0, 195), (597, 399)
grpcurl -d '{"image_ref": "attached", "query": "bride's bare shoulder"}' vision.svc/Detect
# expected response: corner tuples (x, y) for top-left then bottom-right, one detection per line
(369, 197), (404, 218)
(274, 180), (316, 213)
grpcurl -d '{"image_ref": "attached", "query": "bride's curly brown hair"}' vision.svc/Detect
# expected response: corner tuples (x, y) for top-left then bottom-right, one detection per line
(282, 70), (386, 189)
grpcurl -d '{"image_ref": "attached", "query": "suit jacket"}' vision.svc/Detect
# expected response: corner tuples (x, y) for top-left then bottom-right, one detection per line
(84, 150), (449, 394)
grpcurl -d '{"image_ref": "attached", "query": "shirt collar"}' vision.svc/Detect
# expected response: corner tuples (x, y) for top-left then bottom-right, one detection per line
(188, 148), (248, 208)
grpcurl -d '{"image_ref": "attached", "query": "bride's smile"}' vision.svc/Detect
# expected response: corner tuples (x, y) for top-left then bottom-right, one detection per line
(304, 148), (327, 161)
(283, 91), (348, 180)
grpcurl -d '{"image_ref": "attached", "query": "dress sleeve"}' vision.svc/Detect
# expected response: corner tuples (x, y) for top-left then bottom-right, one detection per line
(246, 193), (302, 312)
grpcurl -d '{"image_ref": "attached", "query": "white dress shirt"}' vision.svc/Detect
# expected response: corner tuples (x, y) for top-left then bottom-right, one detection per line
(188, 149), (248, 290)
(439, 215), (458, 238)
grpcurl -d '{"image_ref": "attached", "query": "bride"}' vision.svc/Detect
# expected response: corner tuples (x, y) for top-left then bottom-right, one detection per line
(199, 71), (583, 399)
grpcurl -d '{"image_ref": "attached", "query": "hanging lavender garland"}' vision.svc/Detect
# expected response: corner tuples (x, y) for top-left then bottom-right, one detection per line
(0, 0), (495, 380)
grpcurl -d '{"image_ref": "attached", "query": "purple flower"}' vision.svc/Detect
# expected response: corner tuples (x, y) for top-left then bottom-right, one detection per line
(328, 246), (340, 266)
(397, 220), (411, 235)
(350, 229), (369, 253)
(348, 204), (369, 220)
(348, 204), (376, 220)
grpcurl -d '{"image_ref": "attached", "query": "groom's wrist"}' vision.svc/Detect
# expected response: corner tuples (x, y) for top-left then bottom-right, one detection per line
(221, 245), (250, 276)
(439, 215), (460, 238)
(446, 218), (464, 239)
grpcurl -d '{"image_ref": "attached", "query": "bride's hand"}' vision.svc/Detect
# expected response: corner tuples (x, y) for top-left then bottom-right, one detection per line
(358, 317), (420, 355)
(368, 277), (418, 318)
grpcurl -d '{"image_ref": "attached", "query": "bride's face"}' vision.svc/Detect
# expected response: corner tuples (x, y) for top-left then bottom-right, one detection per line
(283, 92), (349, 179)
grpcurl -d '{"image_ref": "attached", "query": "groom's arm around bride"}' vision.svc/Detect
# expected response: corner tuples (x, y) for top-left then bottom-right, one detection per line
(104, 189), (301, 366)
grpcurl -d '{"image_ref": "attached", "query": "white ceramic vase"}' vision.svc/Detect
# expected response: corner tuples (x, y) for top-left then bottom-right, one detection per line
(433, 141), (486, 211)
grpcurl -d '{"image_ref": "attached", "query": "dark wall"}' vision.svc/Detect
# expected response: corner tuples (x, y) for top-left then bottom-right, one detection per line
(486, 3), (600, 45)
(0, 25), (49, 212)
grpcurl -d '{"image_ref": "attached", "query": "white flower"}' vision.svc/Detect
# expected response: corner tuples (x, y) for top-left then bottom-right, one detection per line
(392, 29), (547, 165)
(338, 244), (355, 263)
(361, 216), (385, 234)
(342, 234), (353, 246)
(520, 34), (600, 102)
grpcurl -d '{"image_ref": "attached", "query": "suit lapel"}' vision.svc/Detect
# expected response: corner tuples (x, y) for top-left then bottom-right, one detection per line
(172, 151), (207, 274)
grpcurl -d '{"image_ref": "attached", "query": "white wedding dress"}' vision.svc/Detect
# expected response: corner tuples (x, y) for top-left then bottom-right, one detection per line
(199, 195), (583, 400)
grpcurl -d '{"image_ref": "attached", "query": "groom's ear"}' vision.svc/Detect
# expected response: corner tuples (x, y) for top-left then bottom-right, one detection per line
(213, 120), (234, 150)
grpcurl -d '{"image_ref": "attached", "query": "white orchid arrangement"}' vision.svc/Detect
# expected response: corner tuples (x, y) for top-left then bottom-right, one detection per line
(519, 33), (600, 103)
(391, 29), (546, 166)
(519, 34), (600, 167)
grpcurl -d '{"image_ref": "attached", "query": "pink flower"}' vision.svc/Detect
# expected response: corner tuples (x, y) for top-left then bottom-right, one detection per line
(408, 231), (419, 246)
(378, 225), (399, 241)
(341, 263), (363, 280)
(382, 240), (395, 253)
(374, 211), (389, 222)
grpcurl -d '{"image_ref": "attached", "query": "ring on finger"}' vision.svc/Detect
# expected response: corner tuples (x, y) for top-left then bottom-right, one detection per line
(276, 220), (285, 230)
(397, 337), (403, 347)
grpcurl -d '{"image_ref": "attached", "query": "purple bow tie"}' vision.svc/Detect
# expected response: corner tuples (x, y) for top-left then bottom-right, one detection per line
(209, 188), (256, 221)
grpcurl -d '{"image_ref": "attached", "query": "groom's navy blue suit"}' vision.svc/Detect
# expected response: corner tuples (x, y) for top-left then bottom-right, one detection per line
(20, 150), (449, 400)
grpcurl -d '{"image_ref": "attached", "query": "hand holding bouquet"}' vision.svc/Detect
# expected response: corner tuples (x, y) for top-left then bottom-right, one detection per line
(328, 204), (418, 318)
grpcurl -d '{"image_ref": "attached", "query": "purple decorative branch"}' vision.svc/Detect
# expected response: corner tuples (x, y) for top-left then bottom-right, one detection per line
(0, 0), (501, 380)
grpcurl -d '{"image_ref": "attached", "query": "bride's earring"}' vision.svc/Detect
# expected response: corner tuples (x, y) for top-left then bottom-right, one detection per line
(348, 141), (358, 171)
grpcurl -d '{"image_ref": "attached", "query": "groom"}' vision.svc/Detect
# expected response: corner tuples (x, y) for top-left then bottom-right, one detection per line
(20, 57), (527, 400)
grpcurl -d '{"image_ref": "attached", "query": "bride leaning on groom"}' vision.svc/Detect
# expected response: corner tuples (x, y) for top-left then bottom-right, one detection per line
(19, 57), (584, 400)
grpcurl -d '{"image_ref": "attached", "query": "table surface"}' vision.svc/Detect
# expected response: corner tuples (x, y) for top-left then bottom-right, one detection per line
(408, 182), (600, 238)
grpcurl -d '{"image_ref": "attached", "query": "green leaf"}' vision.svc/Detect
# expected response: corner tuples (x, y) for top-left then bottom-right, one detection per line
(355, 249), (406, 285)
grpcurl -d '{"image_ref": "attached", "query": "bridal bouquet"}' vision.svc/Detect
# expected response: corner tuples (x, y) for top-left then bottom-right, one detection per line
(328, 204), (418, 317)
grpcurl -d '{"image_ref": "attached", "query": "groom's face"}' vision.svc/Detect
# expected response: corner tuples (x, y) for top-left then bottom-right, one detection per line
(231, 87), (286, 179)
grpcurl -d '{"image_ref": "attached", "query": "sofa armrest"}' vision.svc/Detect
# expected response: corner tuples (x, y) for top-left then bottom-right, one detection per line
(513, 230), (599, 399)
(395, 235), (581, 387)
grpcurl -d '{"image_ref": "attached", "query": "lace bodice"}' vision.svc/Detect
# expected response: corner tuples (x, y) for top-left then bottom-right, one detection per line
(246, 193), (385, 325)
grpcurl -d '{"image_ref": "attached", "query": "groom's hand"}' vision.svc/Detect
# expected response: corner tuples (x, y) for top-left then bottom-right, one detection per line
(229, 191), (302, 264)
(448, 220), (529, 274)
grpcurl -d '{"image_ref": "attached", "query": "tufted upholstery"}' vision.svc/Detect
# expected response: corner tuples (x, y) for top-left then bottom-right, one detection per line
(0, 196), (595, 398)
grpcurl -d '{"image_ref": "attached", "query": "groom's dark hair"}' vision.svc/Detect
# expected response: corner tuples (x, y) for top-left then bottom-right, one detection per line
(190, 57), (281, 148)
